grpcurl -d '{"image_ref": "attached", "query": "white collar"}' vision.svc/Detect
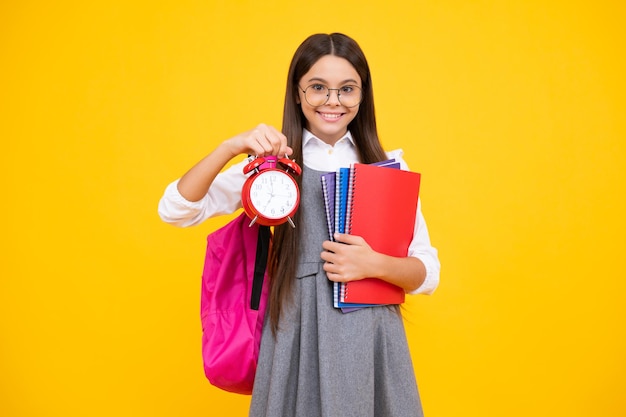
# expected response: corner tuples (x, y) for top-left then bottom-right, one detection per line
(302, 129), (355, 148)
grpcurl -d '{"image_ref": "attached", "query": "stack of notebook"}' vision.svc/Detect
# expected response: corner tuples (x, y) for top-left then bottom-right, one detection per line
(320, 160), (422, 312)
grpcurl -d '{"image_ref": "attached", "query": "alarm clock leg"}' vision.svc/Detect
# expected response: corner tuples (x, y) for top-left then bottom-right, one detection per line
(287, 216), (295, 228)
(248, 215), (258, 227)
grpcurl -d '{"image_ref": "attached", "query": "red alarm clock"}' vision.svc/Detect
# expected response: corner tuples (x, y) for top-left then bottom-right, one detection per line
(241, 155), (302, 227)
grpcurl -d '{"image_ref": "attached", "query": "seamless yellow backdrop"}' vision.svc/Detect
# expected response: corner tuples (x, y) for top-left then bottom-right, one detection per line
(1, 1), (625, 416)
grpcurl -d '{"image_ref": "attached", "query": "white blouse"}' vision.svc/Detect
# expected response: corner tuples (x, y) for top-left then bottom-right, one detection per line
(158, 130), (440, 295)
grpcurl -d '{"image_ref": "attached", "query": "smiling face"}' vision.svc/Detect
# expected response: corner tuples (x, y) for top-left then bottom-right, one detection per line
(297, 55), (362, 146)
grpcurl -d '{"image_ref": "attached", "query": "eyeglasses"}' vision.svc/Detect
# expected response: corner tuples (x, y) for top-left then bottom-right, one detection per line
(299, 84), (363, 108)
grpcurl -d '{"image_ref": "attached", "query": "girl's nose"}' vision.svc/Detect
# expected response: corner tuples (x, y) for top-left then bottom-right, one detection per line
(326, 89), (341, 106)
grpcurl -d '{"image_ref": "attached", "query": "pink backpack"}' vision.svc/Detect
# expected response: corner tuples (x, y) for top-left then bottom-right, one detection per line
(200, 212), (271, 395)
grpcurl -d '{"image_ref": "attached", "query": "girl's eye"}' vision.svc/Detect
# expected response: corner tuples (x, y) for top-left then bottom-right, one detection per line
(341, 86), (355, 94)
(311, 84), (326, 92)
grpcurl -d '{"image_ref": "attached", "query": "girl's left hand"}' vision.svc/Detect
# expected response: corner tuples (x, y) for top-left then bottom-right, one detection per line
(321, 233), (379, 283)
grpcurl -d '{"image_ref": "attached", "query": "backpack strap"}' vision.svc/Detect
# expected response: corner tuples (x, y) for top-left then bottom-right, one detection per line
(250, 225), (270, 311)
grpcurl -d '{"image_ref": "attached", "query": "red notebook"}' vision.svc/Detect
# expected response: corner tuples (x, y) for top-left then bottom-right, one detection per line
(342, 163), (421, 305)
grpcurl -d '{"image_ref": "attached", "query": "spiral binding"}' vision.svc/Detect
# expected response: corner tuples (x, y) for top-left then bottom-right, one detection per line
(320, 176), (334, 241)
(345, 165), (356, 235)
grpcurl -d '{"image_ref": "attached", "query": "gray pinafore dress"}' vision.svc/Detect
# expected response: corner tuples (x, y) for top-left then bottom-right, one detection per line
(249, 166), (423, 417)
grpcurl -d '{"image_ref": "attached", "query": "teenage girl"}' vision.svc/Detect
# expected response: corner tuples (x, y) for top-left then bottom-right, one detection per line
(158, 32), (440, 417)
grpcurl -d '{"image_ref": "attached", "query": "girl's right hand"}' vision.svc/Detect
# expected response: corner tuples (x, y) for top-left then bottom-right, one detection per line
(225, 124), (293, 158)
(175, 124), (293, 202)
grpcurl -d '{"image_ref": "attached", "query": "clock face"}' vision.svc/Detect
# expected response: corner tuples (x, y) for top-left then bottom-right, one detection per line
(248, 170), (298, 219)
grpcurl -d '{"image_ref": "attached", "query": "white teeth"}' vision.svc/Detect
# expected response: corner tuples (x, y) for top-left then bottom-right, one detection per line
(320, 113), (341, 119)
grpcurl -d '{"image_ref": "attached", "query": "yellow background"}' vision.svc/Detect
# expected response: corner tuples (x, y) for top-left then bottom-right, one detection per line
(1, 1), (624, 416)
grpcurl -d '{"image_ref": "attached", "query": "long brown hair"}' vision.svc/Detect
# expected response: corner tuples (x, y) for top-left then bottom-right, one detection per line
(267, 33), (388, 334)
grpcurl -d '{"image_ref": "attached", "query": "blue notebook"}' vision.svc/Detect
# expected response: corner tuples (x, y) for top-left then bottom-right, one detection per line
(336, 167), (351, 235)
